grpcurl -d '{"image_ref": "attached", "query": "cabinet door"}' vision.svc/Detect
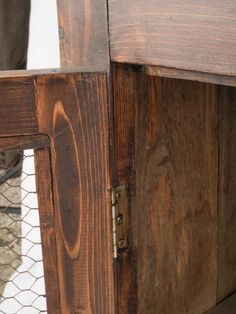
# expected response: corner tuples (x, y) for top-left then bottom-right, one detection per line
(0, 71), (115, 314)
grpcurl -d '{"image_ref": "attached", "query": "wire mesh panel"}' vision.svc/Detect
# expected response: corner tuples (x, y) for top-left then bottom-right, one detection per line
(0, 149), (47, 314)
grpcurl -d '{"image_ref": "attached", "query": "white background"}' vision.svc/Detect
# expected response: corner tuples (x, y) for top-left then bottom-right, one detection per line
(28, 0), (60, 69)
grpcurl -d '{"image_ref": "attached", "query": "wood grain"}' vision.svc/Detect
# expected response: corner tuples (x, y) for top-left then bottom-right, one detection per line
(205, 293), (236, 314)
(109, 0), (236, 76)
(146, 66), (236, 88)
(0, 134), (49, 152)
(0, 76), (37, 136)
(35, 148), (61, 314)
(134, 75), (219, 313)
(57, 0), (109, 69)
(111, 63), (140, 313)
(36, 73), (115, 313)
(218, 86), (236, 301)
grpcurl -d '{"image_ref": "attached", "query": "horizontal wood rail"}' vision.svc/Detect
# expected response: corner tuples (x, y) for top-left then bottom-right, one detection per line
(0, 134), (49, 151)
(145, 66), (236, 88)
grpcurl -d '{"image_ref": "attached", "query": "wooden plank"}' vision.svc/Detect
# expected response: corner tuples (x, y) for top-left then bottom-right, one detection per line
(35, 148), (61, 314)
(109, 0), (236, 76)
(0, 76), (37, 136)
(57, 0), (109, 69)
(0, 134), (49, 152)
(0, 67), (106, 78)
(205, 293), (236, 314)
(111, 63), (140, 313)
(218, 86), (236, 301)
(134, 75), (218, 313)
(36, 73), (115, 313)
(146, 66), (236, 88)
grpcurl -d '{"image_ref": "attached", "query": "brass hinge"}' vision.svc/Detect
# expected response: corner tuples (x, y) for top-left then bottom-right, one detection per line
(111, 185), (129, 258)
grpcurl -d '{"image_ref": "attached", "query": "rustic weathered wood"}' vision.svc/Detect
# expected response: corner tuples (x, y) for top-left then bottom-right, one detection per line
(133, 75), (218, 313)
(36, 72), (115, 313)
(112, 66), (220, 313)
(35, 148), (61, 314)
(0, 76), (37, 136)
(205, 293), (236, 314)
(112, 63), (137, 186)
(109, 1), (236, 76)
(0, 134), (49, 152)
(57, 0), (109, 69)
(111, 63), (140, 313)
(218, 86), (236, 301)
(146, 66), (236, 88)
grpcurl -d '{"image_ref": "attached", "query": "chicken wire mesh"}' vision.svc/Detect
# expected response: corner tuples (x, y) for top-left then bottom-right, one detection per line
(0, 149), (47, 314)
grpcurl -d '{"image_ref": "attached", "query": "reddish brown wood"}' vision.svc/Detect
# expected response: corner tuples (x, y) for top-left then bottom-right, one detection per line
(205, 293), (236, 314)
(35, 148), (61, 314)
(109, 1), (236, 76)
(57, 0), (109, 69)
(135, 76), (218, 314)
(111, 63), (140, 313)
(218, 86), (236, 301)
(36, 72), (115, 313)
(112, 65), (221, 313)
(0, 134), (49, 152)
(146, 66), (236, 88)
(0, 76), (37, 136)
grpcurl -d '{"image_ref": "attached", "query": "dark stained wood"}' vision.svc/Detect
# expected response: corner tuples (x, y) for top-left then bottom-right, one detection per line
(0, 134), (49, 152)
(57, 0), (109, 69)
(109, 1), (236, 76)
(146, 66), (236, 88)
(35, 148), (61, 314)
(36, 73), (115, 313)
(205, 293), (236, 314)
(0, 76), (37, 136)
(111, 63), (140, 313)
(134, 75), (219, 313)
(112, 63), (137, 185)
(218, 86), (236, 301)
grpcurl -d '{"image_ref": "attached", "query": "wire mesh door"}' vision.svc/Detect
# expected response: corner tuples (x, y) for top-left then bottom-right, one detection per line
(0, 149), (47, 313)
(0, 138), (59, 314)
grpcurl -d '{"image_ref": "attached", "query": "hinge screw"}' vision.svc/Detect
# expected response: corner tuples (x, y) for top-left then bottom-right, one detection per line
(117, 239), (126, 249)
(117, 214), (123, 225)
(115, 192), (121, 201)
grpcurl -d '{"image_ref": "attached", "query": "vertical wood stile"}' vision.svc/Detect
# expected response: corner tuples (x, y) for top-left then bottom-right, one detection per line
(35, 148), (61, 314)
(36, 73), (115, 314)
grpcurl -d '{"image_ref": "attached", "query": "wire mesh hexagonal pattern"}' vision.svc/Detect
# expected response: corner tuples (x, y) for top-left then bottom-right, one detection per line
(0, 149), (47, 314)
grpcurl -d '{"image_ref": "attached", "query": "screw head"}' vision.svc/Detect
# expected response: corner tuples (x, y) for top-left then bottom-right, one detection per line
(117, 239), (126, 249)
(117, 214), (123, 225)
(115, 192), (121, 201)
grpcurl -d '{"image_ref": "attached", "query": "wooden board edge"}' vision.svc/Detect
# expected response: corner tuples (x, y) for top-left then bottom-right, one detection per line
(145, 66), (236, 87)
(0, 134), (49, 152)
(35, 148), (61, 314)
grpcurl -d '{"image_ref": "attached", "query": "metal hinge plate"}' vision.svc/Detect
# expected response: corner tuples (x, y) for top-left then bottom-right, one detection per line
(111, 185), (129, 258)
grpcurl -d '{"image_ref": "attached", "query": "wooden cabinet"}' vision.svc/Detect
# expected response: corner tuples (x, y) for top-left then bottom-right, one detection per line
(1, 1), (236, 313)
